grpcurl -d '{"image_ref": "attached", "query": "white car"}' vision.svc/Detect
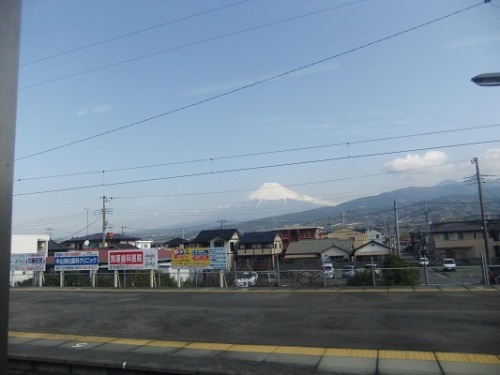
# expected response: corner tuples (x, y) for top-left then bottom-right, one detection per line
(321, 263), (334, 279)
(442, 258), (456, 272)
(236, 271), (258, 287)
(419, 257), (429, 267)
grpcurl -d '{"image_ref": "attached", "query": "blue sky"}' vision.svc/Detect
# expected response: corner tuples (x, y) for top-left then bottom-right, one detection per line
(13, 0), (500, 239)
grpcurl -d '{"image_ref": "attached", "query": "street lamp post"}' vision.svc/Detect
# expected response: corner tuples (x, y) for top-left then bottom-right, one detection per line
(471, 72), (500, 87)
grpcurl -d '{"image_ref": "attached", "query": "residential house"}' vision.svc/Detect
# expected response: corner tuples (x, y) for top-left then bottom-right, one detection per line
(326, 227), (368, 249)
(136, 240), (154, 249)
(284, 238), (352, 267)
(430, 221), (500, 261)
(63, 232), (140, 250)
(187, 228), (241, 270)
(237, 231), (283, 271)
(354, 228), (385, 245)
(276, 226), (323, 251)
(163, 237), (188, 249)
(353, 240), (391, 262)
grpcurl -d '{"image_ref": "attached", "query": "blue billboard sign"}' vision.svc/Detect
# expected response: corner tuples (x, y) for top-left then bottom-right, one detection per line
(54, 251), (99, 271)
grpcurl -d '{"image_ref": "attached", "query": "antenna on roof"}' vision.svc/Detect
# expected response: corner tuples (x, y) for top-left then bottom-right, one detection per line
(217, 219), (226, 229)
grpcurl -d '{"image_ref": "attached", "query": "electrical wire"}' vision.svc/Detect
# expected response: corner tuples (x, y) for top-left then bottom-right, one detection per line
(21, 0), (253, 66)
(15, 123), (500, 182)
(19, 0), (367, 88)
(15, 1), (486, 161)
(13, 138), (500, 196)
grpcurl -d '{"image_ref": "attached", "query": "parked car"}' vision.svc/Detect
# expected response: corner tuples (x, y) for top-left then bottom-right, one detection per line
(236, 271), (258, 287)
(442, 258), (456, 272)
(364, 263), (381, 275)
(342, 265), (357, 278)
(321, 263), (334, 278)
(418, 257), (429, 267)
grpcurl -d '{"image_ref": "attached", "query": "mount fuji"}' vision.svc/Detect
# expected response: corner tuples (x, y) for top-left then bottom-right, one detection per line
(240, 182), (336, 208)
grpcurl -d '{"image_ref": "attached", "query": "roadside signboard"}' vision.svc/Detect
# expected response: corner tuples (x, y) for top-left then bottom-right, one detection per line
(172, 247), (226, 269)
(209, 247), (227, 270)
(54, 251), (99, 271)
(10, 253), (46, 272)
(108, 249), (158, 270)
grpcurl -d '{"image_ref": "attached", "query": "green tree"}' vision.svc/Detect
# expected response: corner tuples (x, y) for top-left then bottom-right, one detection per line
(382, 254), (420, 286)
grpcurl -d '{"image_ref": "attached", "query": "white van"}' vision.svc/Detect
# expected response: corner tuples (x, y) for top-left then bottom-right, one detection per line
(442, 258), (456, 272)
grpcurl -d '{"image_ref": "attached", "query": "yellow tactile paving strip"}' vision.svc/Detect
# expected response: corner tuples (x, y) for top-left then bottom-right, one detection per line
(379, 350), (436, 361)
(8, 330), (500, 364)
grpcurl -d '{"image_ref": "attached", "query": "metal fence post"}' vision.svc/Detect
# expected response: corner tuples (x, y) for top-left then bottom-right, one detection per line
(371, 257), (376, 286)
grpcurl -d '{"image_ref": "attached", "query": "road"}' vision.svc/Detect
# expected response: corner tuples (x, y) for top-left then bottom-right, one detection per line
(8, 287), (500, 354)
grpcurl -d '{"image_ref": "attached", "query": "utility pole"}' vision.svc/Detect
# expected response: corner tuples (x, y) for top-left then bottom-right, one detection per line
(394, 201), (401, 257)
(101, 196), (113, 248)
(218, 219), (226, 229)
(424, 202), (431, 257)
(471, 158), (490, 261)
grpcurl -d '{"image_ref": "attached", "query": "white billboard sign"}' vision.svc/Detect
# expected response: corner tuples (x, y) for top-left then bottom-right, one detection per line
(108, 249), (158, 270)
(10, 253), (46, 272)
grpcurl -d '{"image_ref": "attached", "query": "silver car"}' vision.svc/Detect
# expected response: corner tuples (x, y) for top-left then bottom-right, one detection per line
(342, 265), (356, 278)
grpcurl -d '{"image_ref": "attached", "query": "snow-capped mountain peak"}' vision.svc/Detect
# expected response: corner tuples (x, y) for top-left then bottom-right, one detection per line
(240, 182), (333, 207)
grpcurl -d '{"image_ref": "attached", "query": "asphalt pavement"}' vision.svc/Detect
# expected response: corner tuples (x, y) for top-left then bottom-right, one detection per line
(8, 286), (500, 374)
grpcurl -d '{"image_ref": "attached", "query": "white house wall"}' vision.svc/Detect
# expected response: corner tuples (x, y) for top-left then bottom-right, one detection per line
(11, 234), (50, 256)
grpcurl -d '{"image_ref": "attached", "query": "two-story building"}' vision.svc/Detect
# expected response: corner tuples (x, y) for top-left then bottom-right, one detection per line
(326, 227), (368, 249)
(430, 221), (499, 261)
(187, 229), (241, 270)
(236, 231), (283, 271)
(276, 226), (323, 251)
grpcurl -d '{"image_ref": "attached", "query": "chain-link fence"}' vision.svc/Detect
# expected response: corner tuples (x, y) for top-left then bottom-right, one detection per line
(10, 260), (500, 289)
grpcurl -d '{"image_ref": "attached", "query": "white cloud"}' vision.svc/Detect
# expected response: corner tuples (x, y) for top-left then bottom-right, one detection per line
(383, 151), (454, 180)
(74, 103), (112, 117)
(184, 79), (254, 97)
(287, 63), (340, 78)
(479, 148), (500, 175)
(185, 63), (340, 97)
(447, 34), (500, 50)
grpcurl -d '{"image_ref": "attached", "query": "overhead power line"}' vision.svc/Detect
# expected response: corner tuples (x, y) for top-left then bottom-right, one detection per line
(13, 138), (500, 196)
(20, 0), (253, 66)
(14, 123), (500, 182)
(19, 0), (367, 88)
(15, 1), (486, 161)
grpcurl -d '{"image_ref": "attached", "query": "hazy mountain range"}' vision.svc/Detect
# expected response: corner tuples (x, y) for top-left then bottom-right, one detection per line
(138, 180), (500, 240)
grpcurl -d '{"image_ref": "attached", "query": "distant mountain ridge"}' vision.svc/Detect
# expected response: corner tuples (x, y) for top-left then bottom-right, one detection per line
(236, 179), (500, 233)
(135, 179), (500, 239)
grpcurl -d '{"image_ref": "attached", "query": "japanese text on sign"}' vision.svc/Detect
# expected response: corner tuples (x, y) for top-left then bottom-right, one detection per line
(108, 249), (157, 270)
(54, 251), (99, 271)
(10, 253), (46, 272)
(172, 247), (226, 269)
